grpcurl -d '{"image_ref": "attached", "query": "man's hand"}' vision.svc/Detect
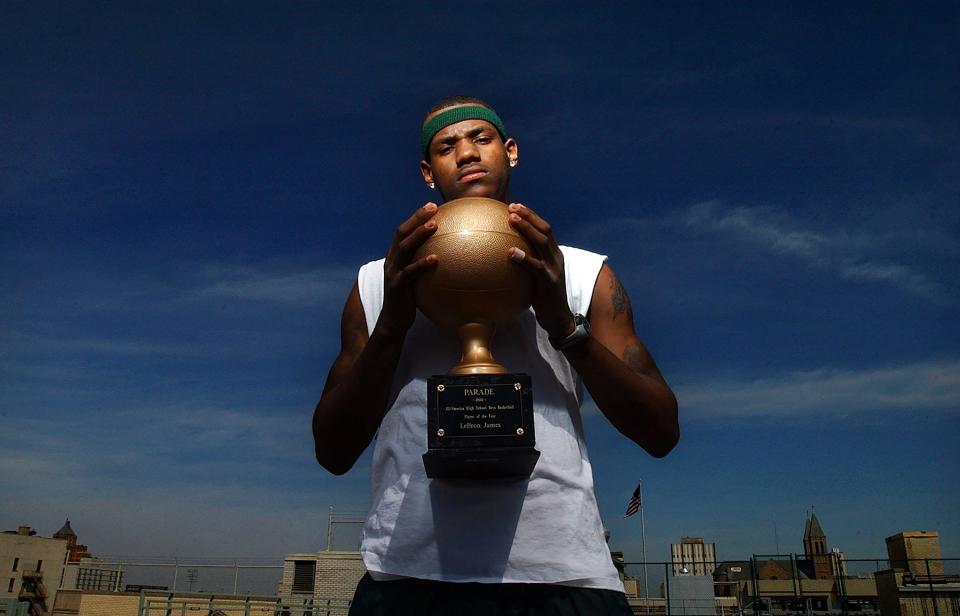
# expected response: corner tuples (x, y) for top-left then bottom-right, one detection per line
(506, 203), (575, 340)
(378, 202), (440, 337)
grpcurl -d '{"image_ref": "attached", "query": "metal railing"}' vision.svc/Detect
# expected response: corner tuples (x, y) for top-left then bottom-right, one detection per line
(620, 556), (959, 616)
(83, 558), (284, 596)
(66, 554), (959, 616)
(0, 599), (29, 616)
(137, 593), (351, 616)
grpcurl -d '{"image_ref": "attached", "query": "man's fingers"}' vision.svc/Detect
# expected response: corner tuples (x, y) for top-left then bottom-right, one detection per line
(508, 203), (553, 237)
(387, 204), (438, 271)
(401, 254), (438, 278)
(396, 218), (438, 260)
(395, 202), (438, 240)
(509, 212), (550, 251)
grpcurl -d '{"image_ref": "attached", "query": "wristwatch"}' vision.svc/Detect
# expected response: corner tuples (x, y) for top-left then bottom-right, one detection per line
(549, 313), (591, 351)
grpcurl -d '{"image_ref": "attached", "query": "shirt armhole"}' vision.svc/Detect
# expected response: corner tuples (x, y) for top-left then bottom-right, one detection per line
(559, 246), (608, 316)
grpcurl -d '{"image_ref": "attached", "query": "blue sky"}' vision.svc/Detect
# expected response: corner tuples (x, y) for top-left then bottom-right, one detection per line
(2, 2), (958, 565)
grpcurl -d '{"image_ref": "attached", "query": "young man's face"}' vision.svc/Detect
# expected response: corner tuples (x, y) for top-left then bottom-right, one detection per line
(420, 106), (518, 203)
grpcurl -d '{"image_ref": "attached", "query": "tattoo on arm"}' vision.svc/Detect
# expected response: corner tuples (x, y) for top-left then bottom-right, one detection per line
(611, 275), (631, 321)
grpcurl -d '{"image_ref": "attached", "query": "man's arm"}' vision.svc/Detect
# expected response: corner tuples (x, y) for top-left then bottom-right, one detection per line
(312, 283), (404, 475)
(507, 203), (679, 458)
(312, 204), (439, 475)
(567, 264), (679, 457)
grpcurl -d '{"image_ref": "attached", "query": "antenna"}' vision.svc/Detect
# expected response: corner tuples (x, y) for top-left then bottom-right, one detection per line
(186, 568), (198, 591)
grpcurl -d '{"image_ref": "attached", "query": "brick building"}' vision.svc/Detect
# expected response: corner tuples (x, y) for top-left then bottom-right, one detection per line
(278, 550), (367, 605)
(875, 531), (959, 616)
(804, 512), (834, 580)
(52, 520), (91, 564)
(671, 536), (718, 576)
(1, 525), (70, 615)
(885, 532), (945, 577)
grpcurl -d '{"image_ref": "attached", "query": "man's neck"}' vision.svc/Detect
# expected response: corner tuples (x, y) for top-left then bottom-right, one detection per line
(441, 191), (510, 204)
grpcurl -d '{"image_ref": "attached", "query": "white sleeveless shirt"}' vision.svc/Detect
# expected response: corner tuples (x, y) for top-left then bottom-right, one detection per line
(356, 245), (622, 592)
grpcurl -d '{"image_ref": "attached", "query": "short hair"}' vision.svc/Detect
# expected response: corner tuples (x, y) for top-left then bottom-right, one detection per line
(423, 95), (497, 124)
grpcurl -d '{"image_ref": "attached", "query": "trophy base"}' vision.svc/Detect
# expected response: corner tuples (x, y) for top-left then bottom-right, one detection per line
(423, 373), (538, 480)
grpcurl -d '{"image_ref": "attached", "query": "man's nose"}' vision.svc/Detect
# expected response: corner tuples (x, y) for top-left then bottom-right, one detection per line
(456, 141), (480, 165)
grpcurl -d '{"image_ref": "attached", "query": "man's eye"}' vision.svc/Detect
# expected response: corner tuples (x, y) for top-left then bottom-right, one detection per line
(438, 146), (453, 154)
(476, 136), (492, 144)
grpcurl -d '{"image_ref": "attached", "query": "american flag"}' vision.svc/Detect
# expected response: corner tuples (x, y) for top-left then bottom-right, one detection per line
(624, 482), (642, 518)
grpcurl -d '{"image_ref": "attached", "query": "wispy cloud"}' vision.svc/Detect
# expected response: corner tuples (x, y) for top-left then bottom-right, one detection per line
(0, 332), (204, 359)
(675, 359), (960, 419)
(194, 264), (356, 306)
(0, 402), (318, 506)
(683, 201), (950, 303)
(0, 453), (73, 475)
(4, 253), (359, 317)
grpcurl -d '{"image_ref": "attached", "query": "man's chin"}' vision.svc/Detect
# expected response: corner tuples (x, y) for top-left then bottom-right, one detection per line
(443, 181), (505, 203)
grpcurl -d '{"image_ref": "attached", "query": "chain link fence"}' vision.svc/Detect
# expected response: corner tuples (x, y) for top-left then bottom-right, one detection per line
(69, 554), (959, 616)
(85, 558), (283, 595)
(618, 557), (959, 616)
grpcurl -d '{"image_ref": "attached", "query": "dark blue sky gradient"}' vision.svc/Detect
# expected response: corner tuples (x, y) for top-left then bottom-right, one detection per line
(2, 2), (958, 562)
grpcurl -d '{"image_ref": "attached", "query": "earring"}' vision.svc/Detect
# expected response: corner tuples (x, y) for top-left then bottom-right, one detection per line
(509, 159), (517, 167)
(428, 182), (435, 189)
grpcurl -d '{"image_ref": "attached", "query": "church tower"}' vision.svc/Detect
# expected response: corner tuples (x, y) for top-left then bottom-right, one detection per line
(803, 512), (832, 579)
(53, 519), (91, 563)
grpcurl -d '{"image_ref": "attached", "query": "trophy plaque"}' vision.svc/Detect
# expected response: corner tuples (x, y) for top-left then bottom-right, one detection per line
(414, 197), (541, 480)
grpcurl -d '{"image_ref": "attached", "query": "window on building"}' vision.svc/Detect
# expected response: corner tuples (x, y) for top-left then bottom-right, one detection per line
(36, 560), (42, 572)
(291, 560), (316, 594)
(7, 578), (13, 592)
(77, 568), (122, 591)
(12, 558), (18, 572)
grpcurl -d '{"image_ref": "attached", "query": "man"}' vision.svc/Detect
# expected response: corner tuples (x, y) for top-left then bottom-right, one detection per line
(313, 96), (679, 614)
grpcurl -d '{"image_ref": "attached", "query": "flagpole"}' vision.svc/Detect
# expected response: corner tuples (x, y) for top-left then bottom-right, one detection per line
(640, 479), (649, 604)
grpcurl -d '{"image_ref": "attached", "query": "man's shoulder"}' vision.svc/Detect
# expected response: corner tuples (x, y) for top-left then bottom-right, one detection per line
(559, 245), (608, 277)
(360, 257), (386, 269)
(558, 245), (606, 262)
(358, 258), (386, 280)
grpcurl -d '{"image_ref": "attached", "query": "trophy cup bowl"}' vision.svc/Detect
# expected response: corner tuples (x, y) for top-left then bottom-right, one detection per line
(414, 197), (533, 375)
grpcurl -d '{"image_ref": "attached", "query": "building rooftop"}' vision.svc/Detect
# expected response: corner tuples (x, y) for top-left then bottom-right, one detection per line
(886, 531), (939, 541)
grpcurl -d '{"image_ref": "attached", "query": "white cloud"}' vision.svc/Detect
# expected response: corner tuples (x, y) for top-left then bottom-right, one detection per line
(675, 359), (960, 419)
(5, 254), (359, 316)
(839, 261), (942, 298)
(195, 264), (356, 306)
(683, 201), (950, 304)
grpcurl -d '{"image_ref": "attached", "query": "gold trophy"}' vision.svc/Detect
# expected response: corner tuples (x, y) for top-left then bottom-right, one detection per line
(414, 197), (541, 479)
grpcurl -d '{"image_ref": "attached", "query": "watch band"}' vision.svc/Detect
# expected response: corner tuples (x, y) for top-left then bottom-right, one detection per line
(549, 313), (591, 350)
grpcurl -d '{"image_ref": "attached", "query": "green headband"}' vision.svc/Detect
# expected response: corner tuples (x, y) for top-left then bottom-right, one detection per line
(420, 105), (508, 158)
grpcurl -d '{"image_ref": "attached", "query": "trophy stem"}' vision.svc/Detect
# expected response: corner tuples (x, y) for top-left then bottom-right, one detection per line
(450, 321), (508, 375)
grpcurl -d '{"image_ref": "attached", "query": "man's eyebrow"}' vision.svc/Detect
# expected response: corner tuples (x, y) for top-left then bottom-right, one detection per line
(437, 125), (489, 145)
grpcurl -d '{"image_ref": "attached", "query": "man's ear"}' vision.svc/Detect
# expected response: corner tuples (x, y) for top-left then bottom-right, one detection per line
(504, 138), (519, 167)
(420, 159), (433, 185)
